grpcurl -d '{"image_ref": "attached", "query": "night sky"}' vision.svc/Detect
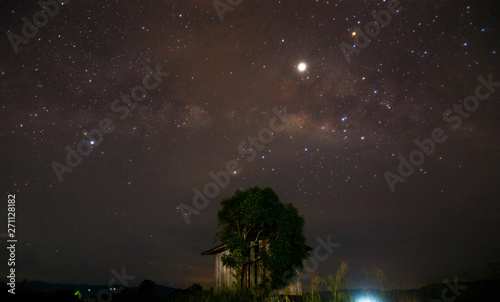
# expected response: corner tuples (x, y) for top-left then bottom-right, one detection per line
(1, 0), (499, 290)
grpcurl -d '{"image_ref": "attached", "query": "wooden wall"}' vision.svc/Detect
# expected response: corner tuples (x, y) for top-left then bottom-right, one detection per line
(215, 250), (237, 290)
(213, 249), (303, 295)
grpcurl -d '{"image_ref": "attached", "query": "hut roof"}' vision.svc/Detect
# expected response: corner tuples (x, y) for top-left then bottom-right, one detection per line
(201, 244), (227, 255)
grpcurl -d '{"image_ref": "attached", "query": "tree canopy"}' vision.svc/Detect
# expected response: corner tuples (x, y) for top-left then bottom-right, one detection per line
(216, 186), (309, 291)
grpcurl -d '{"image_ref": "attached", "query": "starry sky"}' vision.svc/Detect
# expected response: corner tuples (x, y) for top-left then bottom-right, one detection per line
(1, 0), (499, 290)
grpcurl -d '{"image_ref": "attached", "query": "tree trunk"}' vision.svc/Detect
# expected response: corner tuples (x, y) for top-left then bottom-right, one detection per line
(240, 265), (245, 291)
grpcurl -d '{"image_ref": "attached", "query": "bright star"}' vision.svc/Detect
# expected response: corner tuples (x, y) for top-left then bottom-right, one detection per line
(297, 62), (307, 72)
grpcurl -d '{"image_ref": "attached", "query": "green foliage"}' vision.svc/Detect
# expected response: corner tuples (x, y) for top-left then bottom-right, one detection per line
(74, 290), (82, 300)
(265, 204), (309, 289)
(216, 186), (309, 292)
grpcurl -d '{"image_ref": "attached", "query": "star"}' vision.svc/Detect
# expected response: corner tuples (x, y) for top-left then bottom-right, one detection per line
(297, 62), (307, 72)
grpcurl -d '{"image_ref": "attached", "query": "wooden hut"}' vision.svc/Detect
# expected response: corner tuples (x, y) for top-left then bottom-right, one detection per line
(202, 240), (310, 294)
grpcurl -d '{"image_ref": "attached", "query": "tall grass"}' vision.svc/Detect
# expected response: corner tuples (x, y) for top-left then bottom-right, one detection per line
(304, 261), (354, 302)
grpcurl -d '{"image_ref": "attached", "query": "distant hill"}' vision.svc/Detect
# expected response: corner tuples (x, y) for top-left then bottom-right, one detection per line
(5, 280), (175, 298)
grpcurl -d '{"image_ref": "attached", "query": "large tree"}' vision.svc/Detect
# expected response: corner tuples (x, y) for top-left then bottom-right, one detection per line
(216, 186), (309, 291)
